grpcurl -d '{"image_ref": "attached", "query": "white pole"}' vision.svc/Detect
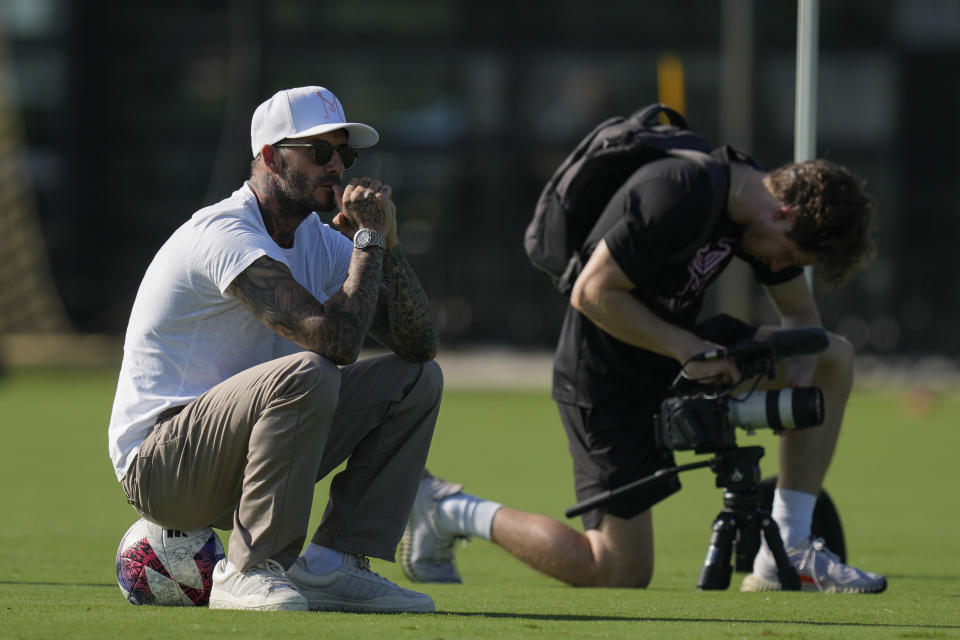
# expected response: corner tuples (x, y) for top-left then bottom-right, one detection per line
(795, 0), (819, 286)
(795, 0), (819, 163)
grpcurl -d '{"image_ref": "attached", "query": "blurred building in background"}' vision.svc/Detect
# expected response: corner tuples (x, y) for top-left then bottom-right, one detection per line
(1, 0), (957, 357)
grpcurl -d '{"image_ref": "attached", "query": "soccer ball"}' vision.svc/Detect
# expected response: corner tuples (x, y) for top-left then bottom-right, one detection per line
(116, 518), (225, 606)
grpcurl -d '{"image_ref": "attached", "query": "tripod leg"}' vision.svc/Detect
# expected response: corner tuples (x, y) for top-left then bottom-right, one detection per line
(759, 514), (801, 590)
(734, 518), (761, 573)
(697, 513), (736, 590)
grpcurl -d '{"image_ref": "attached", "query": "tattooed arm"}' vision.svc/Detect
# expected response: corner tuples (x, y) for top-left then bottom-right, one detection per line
(367, 245), (439, 362)
(227, 181), (394, 365)
(227, 249), (384, 365)
(330, 177), (438, 362)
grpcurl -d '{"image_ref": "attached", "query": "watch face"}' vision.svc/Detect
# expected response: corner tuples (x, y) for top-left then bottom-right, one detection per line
(354, 228), (383, 249)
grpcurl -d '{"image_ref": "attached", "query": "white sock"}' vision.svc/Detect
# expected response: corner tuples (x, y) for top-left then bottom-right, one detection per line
(755, 488), (817, 571)
(771, 488), (817, 550)
(435, 492), (502, 540)
(301, 543), (344, 575)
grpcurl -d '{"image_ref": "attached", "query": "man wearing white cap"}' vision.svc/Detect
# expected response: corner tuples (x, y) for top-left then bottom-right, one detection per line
(108, 86), (442, 612)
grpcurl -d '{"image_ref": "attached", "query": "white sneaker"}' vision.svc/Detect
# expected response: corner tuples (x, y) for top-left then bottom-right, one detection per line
(208, 558), (308, 611)
(286, 554), (435, 613)
(741, 537), (887, 593)
(400, 470), (466, 583)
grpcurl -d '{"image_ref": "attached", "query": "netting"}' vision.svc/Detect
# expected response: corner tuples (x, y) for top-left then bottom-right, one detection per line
(0, 25), (70, 333)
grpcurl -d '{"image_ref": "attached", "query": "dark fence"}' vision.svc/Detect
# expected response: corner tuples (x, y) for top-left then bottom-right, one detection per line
(4, 0), (959, 356)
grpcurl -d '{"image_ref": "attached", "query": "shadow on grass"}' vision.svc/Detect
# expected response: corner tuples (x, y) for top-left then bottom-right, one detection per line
(441, 611), (960, 630)
(0, 581), (114, 588)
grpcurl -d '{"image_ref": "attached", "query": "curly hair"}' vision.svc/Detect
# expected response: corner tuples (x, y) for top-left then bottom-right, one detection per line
(767, 159), (876, 287)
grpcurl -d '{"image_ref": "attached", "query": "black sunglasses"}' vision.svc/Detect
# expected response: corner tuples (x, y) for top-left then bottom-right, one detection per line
(273, 140), (358, 169)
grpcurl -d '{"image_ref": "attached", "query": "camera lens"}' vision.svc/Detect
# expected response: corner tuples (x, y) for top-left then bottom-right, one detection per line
(789, 387), (824, 429)
(725, 387), (824, 431)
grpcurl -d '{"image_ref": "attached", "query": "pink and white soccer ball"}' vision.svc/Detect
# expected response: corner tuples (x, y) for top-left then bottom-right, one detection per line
(116, 518), (224, 606)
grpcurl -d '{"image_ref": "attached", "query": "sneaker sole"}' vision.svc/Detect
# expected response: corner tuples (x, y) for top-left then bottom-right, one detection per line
(398, 526), (418, 581)
(740, 573), (783, 592)
(741, 572), (887, 594)
(399, 527), (461, 584)
(208, 596), (309, 611)
(399, 483), (463, 585)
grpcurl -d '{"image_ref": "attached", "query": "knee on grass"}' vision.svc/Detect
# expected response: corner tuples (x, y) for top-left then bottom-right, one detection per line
(595, 566), (652, 589)
(584, 553), (653, 589)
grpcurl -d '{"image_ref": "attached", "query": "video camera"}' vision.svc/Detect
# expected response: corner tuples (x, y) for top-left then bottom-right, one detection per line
(566, 327), (834, 590)
(655, 327), (829, 453)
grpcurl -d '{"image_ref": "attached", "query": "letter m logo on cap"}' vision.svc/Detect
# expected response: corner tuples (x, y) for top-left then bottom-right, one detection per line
(315, 90), (345, 121)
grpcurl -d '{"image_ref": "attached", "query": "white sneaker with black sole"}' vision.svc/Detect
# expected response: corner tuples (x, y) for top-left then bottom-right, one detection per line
(741, 537), (887, 593)
(208, 558), (308, 611)
(286, 553), (435, 613)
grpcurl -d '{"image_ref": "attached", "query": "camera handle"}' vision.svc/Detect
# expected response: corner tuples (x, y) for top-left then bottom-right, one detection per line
(564, 459), (714, 519)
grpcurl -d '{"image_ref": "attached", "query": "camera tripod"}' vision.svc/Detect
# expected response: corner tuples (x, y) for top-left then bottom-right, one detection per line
(697, 446), (800, 590)
(566, 445), (801, 591)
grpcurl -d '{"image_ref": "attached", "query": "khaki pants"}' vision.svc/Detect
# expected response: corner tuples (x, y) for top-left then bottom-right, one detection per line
(121, 352), (442, 571)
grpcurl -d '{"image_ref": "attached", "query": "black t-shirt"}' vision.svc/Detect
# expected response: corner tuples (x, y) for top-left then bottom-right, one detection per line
(552, 146), (803, 407)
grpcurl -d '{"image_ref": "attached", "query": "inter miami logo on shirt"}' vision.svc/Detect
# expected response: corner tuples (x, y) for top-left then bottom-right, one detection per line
(658, 238), (735, 313)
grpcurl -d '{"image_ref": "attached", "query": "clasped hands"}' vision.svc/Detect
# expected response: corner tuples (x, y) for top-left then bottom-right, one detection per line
(332, 177), (398, 250)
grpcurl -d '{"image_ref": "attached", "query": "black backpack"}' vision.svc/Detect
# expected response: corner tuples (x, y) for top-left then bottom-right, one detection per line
(524, 103), (729, 295)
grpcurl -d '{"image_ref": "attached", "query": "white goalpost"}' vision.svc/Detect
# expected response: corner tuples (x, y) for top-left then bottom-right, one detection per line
(795, 0), (819, 164)
(795, 0), (820, 286)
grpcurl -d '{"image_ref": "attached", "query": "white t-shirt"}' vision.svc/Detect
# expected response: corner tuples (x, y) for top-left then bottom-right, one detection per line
(107, 183), (353, 480)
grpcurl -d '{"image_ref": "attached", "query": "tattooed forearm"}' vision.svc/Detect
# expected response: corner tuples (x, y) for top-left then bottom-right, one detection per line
(227, 252), (384, 364)
(368, 246), (439, 362)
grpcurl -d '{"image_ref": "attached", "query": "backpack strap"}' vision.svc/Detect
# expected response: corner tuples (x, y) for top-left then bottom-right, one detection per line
(557, 253), (584, 297)
(632, 103), (689, 129)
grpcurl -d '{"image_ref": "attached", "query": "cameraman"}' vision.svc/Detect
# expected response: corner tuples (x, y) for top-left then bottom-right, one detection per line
(401, 148), (886, 593)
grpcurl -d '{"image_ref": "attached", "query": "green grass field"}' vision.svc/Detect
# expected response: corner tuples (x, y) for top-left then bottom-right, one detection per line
(1, 365), (958, 639)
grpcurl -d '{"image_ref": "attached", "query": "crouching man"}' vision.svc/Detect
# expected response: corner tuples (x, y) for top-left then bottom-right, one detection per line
(108, 86), (442, 612)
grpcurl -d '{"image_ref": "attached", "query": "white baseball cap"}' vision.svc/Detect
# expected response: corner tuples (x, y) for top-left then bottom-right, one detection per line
(250, 86), (380, 157)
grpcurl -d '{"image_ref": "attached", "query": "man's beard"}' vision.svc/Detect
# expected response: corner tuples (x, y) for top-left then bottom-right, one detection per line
(274, 158), (339, 215)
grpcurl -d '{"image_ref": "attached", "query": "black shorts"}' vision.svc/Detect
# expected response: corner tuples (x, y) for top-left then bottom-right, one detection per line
(559, 314), (757, 530)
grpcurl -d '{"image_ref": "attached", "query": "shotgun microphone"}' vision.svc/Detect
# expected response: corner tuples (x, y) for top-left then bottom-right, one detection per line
(692, 327), (828, 362)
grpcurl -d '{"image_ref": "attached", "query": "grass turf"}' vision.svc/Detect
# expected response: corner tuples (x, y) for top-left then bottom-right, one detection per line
(0, 366), (958, 638)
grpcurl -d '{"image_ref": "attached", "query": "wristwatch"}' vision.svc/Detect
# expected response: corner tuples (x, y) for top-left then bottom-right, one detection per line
(353, 227), (386, 251)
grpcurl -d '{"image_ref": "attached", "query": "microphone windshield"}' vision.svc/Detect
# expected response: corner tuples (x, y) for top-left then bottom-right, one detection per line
(768, 327), (829, 359)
